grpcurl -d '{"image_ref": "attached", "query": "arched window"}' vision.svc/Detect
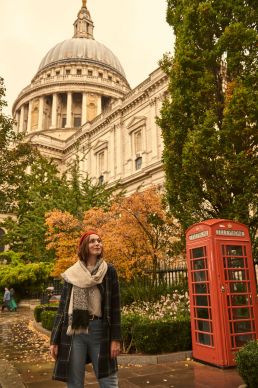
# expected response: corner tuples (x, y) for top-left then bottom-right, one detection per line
(0, 228), (5, 252)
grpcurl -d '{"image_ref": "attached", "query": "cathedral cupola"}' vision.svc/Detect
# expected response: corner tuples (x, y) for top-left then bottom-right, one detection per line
(73, 0), (94, 39)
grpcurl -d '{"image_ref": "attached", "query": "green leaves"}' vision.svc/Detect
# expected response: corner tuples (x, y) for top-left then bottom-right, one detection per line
(0, 78), (122, 262)
(0, 251), (53, 290)
(159, 1), (258, 257)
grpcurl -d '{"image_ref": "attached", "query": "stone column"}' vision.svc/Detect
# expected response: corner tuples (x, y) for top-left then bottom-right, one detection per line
(14, 112), (19, 133)
(27, 100), (32, 133)
(97, 95), (102, 115)
(109, 128), (115, 180)
(38, 96), (44, 131)
(50, 93), (57, 128)
(66, 92), (72, 128)
(150, 98), (158, 160)
(19, 105), (25, 132)
(116, 122), (123, 177)
(157, 99), (164, 158)
(92, 149), (97, 182)
(82, 92), (87, 124)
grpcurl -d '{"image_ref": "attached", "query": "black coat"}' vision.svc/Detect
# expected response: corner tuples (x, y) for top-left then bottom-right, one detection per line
(50, 263), (121, 382)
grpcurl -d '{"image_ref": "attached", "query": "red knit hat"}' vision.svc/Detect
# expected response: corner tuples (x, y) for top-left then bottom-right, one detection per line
(79, 230), (99, 247)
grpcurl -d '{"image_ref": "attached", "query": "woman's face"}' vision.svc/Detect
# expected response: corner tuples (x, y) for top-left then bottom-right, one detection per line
(88, 234), (103, 257)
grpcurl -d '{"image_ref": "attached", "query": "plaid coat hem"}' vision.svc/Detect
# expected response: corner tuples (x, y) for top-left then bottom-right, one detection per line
(50, 263), (121, 382)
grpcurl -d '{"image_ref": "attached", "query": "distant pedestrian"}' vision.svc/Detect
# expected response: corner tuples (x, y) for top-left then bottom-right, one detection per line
(1, 287), (11, 312)
(9, 288), (17, 312)
(50, 230), (121, 388)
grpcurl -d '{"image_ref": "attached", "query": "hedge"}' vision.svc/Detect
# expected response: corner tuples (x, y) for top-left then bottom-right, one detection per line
(34, 304), (57, 322)
(235, 340), (258, 388)
(121, 315), (191, 354)
(35, 306), (192, 355)
(41, 310), (57, 331)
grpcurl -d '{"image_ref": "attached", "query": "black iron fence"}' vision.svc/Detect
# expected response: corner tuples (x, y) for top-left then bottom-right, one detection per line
(143, 262), (258, 287)
(26, 262), (258, 303)
(144, 265), (188, 287)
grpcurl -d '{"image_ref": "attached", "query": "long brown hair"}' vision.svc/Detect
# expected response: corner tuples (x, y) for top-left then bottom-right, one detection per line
(78, 235), (103, 263)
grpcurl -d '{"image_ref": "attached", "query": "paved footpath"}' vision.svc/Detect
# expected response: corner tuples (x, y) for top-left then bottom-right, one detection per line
(0, 308), (244, 388)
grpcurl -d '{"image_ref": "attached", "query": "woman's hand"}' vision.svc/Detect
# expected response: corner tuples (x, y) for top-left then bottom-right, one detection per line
(50, 344), (58, 360)
(110, 340), (121, 358)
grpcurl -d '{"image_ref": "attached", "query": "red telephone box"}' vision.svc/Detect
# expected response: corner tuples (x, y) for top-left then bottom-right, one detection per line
(186, 219), (258, 367)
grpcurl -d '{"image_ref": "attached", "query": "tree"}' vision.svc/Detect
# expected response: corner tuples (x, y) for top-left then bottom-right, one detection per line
(64, 159), (125, 218)
(0, 251), (52, 295)
(3, 157), (122, 262)
(45, 210), (81, 275)
(158, 1), (258, 253)
(46, 187), (181, 279)
(0, 77), (36, 212)
(3, 156), (71, 261)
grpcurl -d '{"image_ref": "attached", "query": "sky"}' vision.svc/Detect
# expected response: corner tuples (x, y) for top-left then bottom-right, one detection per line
(0, 0), (174, 115)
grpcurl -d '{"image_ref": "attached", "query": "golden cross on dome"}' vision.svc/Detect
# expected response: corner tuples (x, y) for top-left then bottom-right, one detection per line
(82, 0), (87, 7)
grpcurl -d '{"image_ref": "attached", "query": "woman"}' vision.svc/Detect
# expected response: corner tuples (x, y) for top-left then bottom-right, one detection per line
(50, 230), (121, 388)
(1, 287), (11, 312)
(9, 288), (17, 312)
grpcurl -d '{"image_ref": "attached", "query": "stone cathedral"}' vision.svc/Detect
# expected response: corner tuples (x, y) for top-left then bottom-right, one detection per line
(12, 1), (168, 195)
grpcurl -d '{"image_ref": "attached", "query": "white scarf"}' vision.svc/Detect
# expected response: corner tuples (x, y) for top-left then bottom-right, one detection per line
(61, 259), (108, 335)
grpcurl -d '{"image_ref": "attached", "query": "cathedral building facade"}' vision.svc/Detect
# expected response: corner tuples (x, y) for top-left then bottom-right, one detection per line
(12, 1), (168, 195)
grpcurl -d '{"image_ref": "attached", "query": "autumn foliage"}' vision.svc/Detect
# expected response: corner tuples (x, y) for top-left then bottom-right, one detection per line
(46, 187), (180, 279)
(45, 211), (80, 276)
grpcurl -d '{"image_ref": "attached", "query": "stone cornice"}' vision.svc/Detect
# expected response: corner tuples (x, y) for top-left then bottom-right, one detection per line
(62, 68), (168, 154)
(16, 68), (167, 157)
(30, 142), (64, 156)
(34, 59), (128, 83)
(116, 160), (164, 188)
(13, 77), (129, 112)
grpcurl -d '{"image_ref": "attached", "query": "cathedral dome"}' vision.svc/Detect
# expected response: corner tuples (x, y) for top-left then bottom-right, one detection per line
(38, 38), (126, 78)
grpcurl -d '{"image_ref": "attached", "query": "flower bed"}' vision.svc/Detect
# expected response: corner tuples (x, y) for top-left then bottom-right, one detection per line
(35, 291), (192, 354)
(121, 291), (191, 354)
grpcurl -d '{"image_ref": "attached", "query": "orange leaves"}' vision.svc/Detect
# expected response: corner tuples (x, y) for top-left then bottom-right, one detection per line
(45, 187), (180, 279)
(45, 210), (80, 276)
(82, 187), (179, 279)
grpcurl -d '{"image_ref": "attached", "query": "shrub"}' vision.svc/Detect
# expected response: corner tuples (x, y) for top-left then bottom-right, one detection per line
(133, 318), (191, 354)
(41, 310), (57, 331)
(121, 313), (143, 353)
(235, 340), (258, 388)
(120, 279), (188, 306)
(34, 305), (45, 322)
(34, 304), (57, 322)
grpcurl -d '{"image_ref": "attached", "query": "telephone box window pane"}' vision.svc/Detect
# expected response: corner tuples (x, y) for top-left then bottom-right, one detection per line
(228, 270), (246, 281)
(195, 284), (208, 294)
(196, 308), (209, 319)
(193, 259), (206, 270)
(229, 283), (249, 293)
(227, 258), (245, 268)
(198, 333), (211, 346)
(195, 295), (209, 306)
(225, 246), (243, 256)
(234, 321), (252, 333)
(235, 334), (254, 347)
(197, 320), (211, 332)
(231, 295), (249, 306)
(232, 308), (251, 319)
(192, 247), (205, 259)
(193, 271), (207, 282)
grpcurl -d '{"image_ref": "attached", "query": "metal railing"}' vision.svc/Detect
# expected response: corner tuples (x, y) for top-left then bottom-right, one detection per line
(143, 262), (258, 288)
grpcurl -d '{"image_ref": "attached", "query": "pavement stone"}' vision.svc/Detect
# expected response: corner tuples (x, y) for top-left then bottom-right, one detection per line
(0, 307), (245, 388)
(0, 359), (25, 388)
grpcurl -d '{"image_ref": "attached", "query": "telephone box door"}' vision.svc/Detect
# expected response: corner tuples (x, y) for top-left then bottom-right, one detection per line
(216, 241), (258, 365)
